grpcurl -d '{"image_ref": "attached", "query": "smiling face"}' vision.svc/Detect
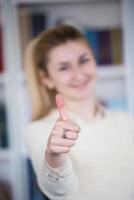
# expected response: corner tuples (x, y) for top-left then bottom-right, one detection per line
(42, 40), (97, 101)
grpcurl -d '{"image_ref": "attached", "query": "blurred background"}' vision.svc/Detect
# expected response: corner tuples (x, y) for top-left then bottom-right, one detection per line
(0, 0), (134, 199)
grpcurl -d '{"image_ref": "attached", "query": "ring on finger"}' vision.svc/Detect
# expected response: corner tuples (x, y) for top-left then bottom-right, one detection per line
(63, 129), (68, 139)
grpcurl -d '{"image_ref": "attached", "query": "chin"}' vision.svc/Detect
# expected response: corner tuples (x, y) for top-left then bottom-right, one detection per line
(71, 83), (95, 100)
(69, 90), (94, 101)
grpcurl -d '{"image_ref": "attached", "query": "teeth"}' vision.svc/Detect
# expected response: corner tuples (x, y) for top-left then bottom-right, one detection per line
(73, 83), (86, 87)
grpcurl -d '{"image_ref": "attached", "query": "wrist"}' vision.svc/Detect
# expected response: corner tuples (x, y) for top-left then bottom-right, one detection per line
(45, 150), (67, 168)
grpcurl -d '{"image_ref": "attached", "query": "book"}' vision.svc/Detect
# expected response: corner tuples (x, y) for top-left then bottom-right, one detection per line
(30, 12), (47, 38)
(0, 103), (8, 148)
(18, 8), (31, 57)
(0, 180), (12, 200)
(27, 159), (49, 200)
(110, 28), (123, 64)
(84, 29), (100, 64)
(84, 27), (123, 66)
(0, 154), (13, 199)
(98, 30), (112, 65)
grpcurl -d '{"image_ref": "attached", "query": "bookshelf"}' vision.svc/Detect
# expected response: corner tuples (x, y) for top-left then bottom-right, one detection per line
(0, 0), (134, 200)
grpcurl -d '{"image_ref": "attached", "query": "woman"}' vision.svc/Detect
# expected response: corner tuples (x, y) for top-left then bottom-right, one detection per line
(25, 24), (134, 200)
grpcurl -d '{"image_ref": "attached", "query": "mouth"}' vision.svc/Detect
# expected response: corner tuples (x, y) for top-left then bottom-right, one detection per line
(71, 79), (90, 89)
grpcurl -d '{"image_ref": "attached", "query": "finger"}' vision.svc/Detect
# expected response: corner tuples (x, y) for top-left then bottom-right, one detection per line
(56, 120), (81, 133)
(64, 131), (79, 140)
(52, 130), (79, 140)
(51, 136), (75, 147)
(49, 145), (70, 154)
(55, 94), (70, 120)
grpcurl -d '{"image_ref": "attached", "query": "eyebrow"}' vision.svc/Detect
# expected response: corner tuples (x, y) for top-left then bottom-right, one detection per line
(58, 61), (70, 66)
(79, 53), (89, 60)
(58, 53), (89, 66)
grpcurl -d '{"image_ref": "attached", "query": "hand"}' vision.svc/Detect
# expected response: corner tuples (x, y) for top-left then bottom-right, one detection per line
(45, 94), (80, 168)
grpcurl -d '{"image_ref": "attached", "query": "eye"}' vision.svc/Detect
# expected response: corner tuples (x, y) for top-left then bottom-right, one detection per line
(79, 58), (90, 65)
(58, 65), (70, 71)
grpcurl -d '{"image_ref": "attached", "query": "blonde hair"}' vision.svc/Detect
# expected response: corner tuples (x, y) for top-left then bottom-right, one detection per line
(24, 24), (89, 121)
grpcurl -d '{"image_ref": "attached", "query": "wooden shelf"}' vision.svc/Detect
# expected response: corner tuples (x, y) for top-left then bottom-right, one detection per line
(12, 0), (95, 5)
(0, 149), (12, 160)
(97, 65), (125, 79)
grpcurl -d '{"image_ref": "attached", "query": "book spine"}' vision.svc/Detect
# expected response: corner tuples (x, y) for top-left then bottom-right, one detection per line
(18, 9), (31, 55)
(98, 30), (112, 65)
(110, 28), (123, 64)
(85, 29), (100, 64)
(0, 104), (8, 148)
(31, 13), (47, 38)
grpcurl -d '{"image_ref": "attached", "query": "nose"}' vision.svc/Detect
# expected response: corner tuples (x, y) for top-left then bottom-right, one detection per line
(72, 65), (85, 81)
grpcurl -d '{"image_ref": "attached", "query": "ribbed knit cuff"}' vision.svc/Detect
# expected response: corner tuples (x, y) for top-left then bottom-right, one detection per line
(43, 157), (73, 181)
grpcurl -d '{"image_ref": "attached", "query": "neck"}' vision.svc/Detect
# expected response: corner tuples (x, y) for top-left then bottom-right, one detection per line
(64, 95), (99, 122)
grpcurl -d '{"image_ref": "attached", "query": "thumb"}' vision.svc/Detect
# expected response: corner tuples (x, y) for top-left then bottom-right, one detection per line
(55, 94), (70, 120)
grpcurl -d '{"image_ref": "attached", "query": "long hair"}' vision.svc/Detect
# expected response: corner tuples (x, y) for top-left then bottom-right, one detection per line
(24, 24), (89, 121)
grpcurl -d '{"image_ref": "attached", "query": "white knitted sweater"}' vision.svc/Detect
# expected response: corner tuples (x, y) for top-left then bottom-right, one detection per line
(25, 109), (134, 200)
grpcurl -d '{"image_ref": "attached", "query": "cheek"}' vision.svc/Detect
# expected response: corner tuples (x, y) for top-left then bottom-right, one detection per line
(91, 66), (97, 76)
(86, 62), (96, 76)
(52, 73), (71, 87)
(59, 75), (71, 86)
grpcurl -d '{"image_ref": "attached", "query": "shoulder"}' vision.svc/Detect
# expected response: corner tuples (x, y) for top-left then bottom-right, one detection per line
(106, 108), (133, 119)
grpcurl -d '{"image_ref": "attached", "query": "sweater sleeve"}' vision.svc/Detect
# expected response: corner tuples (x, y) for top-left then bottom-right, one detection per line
(25, 120), (78, 200)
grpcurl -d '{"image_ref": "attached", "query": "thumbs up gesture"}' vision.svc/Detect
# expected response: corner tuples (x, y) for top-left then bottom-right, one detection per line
(55, 94), (70, 121)
(45, 94), (80, 168)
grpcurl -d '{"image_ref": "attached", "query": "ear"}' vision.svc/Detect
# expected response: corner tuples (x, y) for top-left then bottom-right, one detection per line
(39, 70), (55, 89)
